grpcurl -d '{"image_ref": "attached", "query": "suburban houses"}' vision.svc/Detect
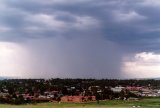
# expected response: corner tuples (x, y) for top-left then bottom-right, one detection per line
(0, 79), (160, 104)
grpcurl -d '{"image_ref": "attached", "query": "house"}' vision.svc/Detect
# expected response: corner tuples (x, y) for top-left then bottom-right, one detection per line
(111, 86), (125, 93)
(0, 92), (9, 97)
(61, 96), (96, 102)
(126, 86), (143, 91)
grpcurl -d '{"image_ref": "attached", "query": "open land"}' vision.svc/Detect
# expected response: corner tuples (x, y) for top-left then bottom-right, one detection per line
(0, 97), (160, 108)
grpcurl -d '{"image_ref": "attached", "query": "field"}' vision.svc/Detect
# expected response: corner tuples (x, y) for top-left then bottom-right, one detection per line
(0, 97), (160, 108)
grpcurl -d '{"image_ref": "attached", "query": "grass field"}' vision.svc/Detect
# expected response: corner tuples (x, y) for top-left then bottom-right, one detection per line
(0, 97), (160, 108)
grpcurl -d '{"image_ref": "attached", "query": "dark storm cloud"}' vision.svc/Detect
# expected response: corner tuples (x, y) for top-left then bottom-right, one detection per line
(1, 0), (160, 50)
(1, 0), (160, 78)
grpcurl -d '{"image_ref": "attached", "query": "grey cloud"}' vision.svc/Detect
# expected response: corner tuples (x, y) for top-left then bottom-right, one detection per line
(0, 0), (160, 49)
(1, 0), (160, 79)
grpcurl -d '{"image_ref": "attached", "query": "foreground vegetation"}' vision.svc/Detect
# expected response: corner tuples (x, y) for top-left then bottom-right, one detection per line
(0, 97), (160, 108)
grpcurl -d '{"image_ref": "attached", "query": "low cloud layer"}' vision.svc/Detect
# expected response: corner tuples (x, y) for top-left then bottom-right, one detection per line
(0, 0), (160, 78)
(123, 52), (160, 78)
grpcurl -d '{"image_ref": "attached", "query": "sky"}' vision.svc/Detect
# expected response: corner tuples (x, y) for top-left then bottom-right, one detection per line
(0, 0), (160, 79)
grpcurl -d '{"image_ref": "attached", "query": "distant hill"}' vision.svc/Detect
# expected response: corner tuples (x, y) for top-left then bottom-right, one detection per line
(0, 77), (6, 80)
(154, 78), (160, 80)
(0, 76), (13, 80)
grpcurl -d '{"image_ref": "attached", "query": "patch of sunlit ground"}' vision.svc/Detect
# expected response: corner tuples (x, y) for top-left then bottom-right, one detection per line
(0, 97), (160, 108)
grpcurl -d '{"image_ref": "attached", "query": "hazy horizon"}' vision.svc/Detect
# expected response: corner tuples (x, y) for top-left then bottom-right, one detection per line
(0, 0), (160, 79)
